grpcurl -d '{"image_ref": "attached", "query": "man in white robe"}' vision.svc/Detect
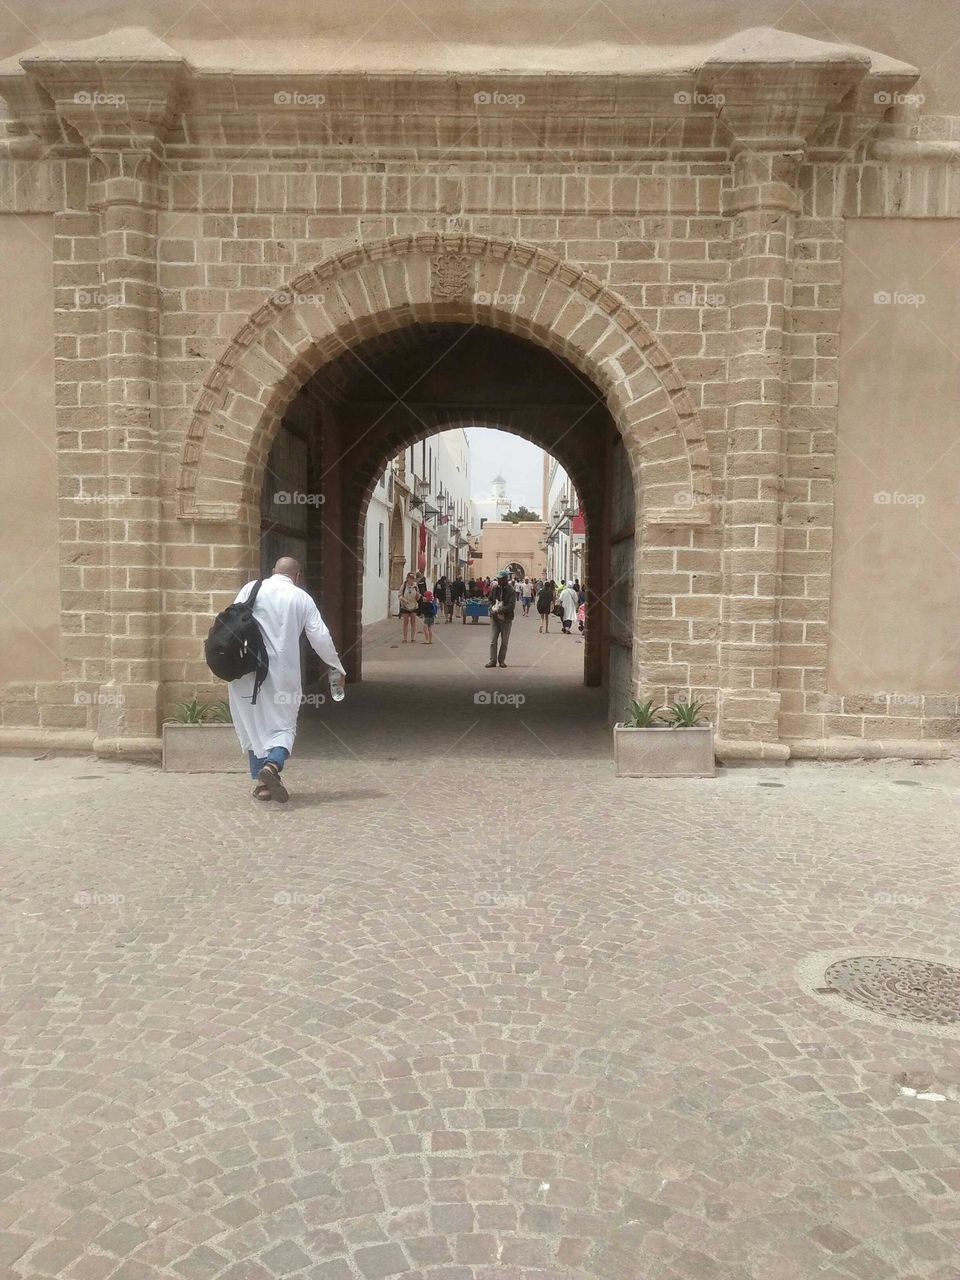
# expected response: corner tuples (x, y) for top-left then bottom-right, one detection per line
(228, 557), (345, 803)
(558, 582), (579, 635)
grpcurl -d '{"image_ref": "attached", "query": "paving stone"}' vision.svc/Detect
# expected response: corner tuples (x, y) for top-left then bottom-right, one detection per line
(3, 643), (960, 1279)
(353, 1243), (410, 1278)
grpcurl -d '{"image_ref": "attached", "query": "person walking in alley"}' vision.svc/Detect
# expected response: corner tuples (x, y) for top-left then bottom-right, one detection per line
(558, 581), (579, 634)
(440, 577), (455, 623)
(227, 557), (345, 803)
(485, 569), (516, 668)
(420, 589), (437, 643)
(399, 571), (420, 643)
(521, 578), (534, 616)
(537, 579), (555, 633)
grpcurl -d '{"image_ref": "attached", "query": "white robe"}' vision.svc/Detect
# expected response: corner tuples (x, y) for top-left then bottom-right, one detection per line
(559, 587), (579, 622)
(227, 574), (345, 758)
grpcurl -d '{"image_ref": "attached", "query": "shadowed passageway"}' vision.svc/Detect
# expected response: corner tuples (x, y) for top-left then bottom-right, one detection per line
(296, 609), (610, 765)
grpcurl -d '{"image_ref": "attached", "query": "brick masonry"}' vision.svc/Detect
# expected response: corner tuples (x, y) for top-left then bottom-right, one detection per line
(0, 47), (958, 759)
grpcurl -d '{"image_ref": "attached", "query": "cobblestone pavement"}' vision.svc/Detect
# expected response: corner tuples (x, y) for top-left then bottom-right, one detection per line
(3, 616), (960, 1280)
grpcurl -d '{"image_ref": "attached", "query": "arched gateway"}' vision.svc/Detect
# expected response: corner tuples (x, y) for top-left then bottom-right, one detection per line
(173, 232), (716, 728)
(0, 23), (955, 762)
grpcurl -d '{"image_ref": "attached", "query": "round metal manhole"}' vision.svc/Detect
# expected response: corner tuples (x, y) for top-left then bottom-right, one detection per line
(822, 956), (960, 1026)
(797, 951), (960, 1039)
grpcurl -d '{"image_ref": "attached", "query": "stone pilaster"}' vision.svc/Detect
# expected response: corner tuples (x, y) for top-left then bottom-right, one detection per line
(88, 149), (163, 748)
(19, 43), (185, 753)
(699, 50), (870, 760)
(715, 148), (800, 758)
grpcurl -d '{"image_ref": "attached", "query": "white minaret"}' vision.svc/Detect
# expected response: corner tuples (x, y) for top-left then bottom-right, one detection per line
(492, 473), (508, 516)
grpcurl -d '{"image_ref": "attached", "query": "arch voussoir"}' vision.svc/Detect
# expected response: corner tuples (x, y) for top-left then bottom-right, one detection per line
(177, 233), (713, 525)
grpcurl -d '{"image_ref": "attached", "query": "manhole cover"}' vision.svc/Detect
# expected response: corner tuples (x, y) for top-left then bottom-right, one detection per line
(823, 956), (960, 1026)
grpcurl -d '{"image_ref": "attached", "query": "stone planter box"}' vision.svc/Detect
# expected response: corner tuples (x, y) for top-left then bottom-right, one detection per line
(162, 722), (245, 773)
(614, 724), (716, 778)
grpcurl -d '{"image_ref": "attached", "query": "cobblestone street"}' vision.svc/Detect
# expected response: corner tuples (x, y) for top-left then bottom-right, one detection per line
(3, 616), (960, 1280)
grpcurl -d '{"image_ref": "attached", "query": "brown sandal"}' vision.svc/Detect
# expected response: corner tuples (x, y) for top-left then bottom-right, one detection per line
(253, 784), (272, 801)
(257, 762), (289, 803)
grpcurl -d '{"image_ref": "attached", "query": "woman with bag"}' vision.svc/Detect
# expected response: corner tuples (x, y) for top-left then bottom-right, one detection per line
(537, 579), (556, 634)
(398, 572), (420, 643)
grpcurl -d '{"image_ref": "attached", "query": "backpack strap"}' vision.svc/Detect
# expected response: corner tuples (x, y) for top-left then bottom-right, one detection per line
(245, 578), (264, 608)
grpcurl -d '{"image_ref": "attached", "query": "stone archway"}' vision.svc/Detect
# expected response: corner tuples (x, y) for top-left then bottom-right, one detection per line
(175, 232), (715, 721)
(178, 233), (711, 521)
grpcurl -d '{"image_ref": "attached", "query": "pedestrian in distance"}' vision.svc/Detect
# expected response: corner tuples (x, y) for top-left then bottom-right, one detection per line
(420, 590), (437, 643)
(537, 579), (555, 633)
(399, 571), (420, 643)
(558, 581), (579, 634)
(441, 578), (455, 623)
(485, 569), (516, 668)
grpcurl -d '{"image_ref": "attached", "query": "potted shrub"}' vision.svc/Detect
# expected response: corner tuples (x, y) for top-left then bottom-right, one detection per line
(614, 698), (715, 778)
(162, 697), (245, 773)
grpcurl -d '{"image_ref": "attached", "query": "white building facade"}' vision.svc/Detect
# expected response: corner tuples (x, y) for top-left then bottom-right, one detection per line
(542, 454), (584, 586)
(361, 429), (475, 624)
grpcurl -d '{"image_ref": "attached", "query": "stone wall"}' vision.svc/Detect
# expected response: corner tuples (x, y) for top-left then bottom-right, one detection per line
(0, 32), (957, 759)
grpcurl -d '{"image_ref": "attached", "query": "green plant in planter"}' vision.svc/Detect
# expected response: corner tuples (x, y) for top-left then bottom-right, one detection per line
(624, 698), (663, 727)
(166, 696), (232, 724)
(663, 698), (707, 728)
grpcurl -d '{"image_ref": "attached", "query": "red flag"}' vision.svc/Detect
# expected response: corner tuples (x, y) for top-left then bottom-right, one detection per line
(417, 519), (427, 572)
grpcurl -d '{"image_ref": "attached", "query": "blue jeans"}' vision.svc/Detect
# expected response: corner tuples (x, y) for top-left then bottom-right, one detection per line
(248, 746), (289, 779)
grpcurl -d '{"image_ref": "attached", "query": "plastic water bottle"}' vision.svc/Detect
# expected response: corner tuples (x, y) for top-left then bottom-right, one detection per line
(328, 668), (345, 703)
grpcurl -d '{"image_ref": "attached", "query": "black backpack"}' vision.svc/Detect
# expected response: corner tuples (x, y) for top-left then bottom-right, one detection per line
(204, 580), (269, 704)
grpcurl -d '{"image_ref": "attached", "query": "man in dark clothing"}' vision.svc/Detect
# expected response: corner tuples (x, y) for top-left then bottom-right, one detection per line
(485, 569), (516, 668)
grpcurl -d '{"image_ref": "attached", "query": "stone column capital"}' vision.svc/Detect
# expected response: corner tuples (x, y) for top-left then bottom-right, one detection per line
(18, 43), (185, 175)
(723, 148), (803, 217)
(698, 50), (871, 158)
(87, 148), (162, 210)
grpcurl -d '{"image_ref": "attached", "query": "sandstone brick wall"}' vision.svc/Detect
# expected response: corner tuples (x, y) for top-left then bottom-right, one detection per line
(0, 76), (958, 758)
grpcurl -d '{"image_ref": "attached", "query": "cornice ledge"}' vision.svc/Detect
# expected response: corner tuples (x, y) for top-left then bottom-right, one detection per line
(696, 27), (912, 156)
(14, 28), (188, 154)
(871, 138), (960, 163)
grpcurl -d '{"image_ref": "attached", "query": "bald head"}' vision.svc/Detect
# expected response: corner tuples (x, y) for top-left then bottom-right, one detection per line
(274, 556), (301, 581)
